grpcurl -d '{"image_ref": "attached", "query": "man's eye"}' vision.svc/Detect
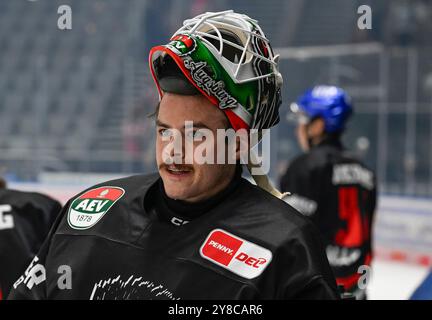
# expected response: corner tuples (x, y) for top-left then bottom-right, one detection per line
(159, 128), (172, 138)
(186, 130), (204, 140)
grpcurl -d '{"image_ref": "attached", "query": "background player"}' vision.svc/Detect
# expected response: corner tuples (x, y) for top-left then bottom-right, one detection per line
(0, 177), (61, 299)
(280, 85), (376, 299)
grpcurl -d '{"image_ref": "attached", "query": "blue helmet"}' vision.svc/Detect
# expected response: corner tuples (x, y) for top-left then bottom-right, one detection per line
(292, 85), (353, 133)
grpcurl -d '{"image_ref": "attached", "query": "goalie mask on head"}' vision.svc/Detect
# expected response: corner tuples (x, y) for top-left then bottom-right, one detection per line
(149, 10), (283, 132)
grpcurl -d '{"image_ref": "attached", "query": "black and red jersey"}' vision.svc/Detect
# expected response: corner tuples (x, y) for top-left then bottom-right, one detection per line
(0, 189), (61, 299)
(8, 173), (339, 300)
(280, 138), (376, 298)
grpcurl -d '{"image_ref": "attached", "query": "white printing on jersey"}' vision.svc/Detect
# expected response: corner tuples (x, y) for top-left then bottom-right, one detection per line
(326, 245), (362, 267)
(332, 163), (374, 190)
(283, 194), (317, 216)
(0, 204), (14, 230)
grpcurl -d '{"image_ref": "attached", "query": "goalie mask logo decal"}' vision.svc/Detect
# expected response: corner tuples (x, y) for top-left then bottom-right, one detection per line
(167, 34), (197, 56)
(68, 186), (125, 230)
(183, 58), (238, 109)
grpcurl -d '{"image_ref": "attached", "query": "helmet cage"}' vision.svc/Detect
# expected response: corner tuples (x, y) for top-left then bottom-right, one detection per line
(173, 10), (279, 84)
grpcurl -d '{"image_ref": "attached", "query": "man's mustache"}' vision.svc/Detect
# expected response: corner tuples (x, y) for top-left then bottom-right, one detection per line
(159, 163), (194, 171)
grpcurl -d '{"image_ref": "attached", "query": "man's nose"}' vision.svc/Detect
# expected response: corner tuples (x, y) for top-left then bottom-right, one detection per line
(168, 131), (185, 161)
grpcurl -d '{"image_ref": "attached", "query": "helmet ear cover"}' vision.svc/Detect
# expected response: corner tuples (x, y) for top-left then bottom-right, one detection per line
(153, 53), (200, 95)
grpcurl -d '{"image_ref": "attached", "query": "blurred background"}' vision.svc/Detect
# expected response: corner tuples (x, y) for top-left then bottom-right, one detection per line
(1, 0), (432, 299)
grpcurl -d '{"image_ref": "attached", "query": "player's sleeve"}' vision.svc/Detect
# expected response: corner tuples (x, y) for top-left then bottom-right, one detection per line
(280, 160), (321, 222)
(277, 221), (339, 300)
(28, 195), (62, 255)
(7, 201), (68, 300)
(368, 177), (377, 241)
(40, 196), (62, 234)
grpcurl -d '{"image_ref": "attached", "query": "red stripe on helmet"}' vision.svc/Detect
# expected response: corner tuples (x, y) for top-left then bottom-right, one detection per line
(224, 109), (249, 131)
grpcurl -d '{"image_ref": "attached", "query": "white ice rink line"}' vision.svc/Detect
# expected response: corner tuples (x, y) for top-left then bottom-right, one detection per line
(367, 259), (430, 300)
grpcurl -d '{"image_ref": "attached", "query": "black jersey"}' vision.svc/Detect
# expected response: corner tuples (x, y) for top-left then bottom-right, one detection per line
(280, 138), (376, 298)
(8, 173), (339, 300)
(0, 189), (61, 299)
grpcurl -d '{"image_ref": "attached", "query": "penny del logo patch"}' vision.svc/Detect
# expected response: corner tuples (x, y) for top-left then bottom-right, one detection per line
(200, 229), (273, 279)
(68, 186), (125, 230)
